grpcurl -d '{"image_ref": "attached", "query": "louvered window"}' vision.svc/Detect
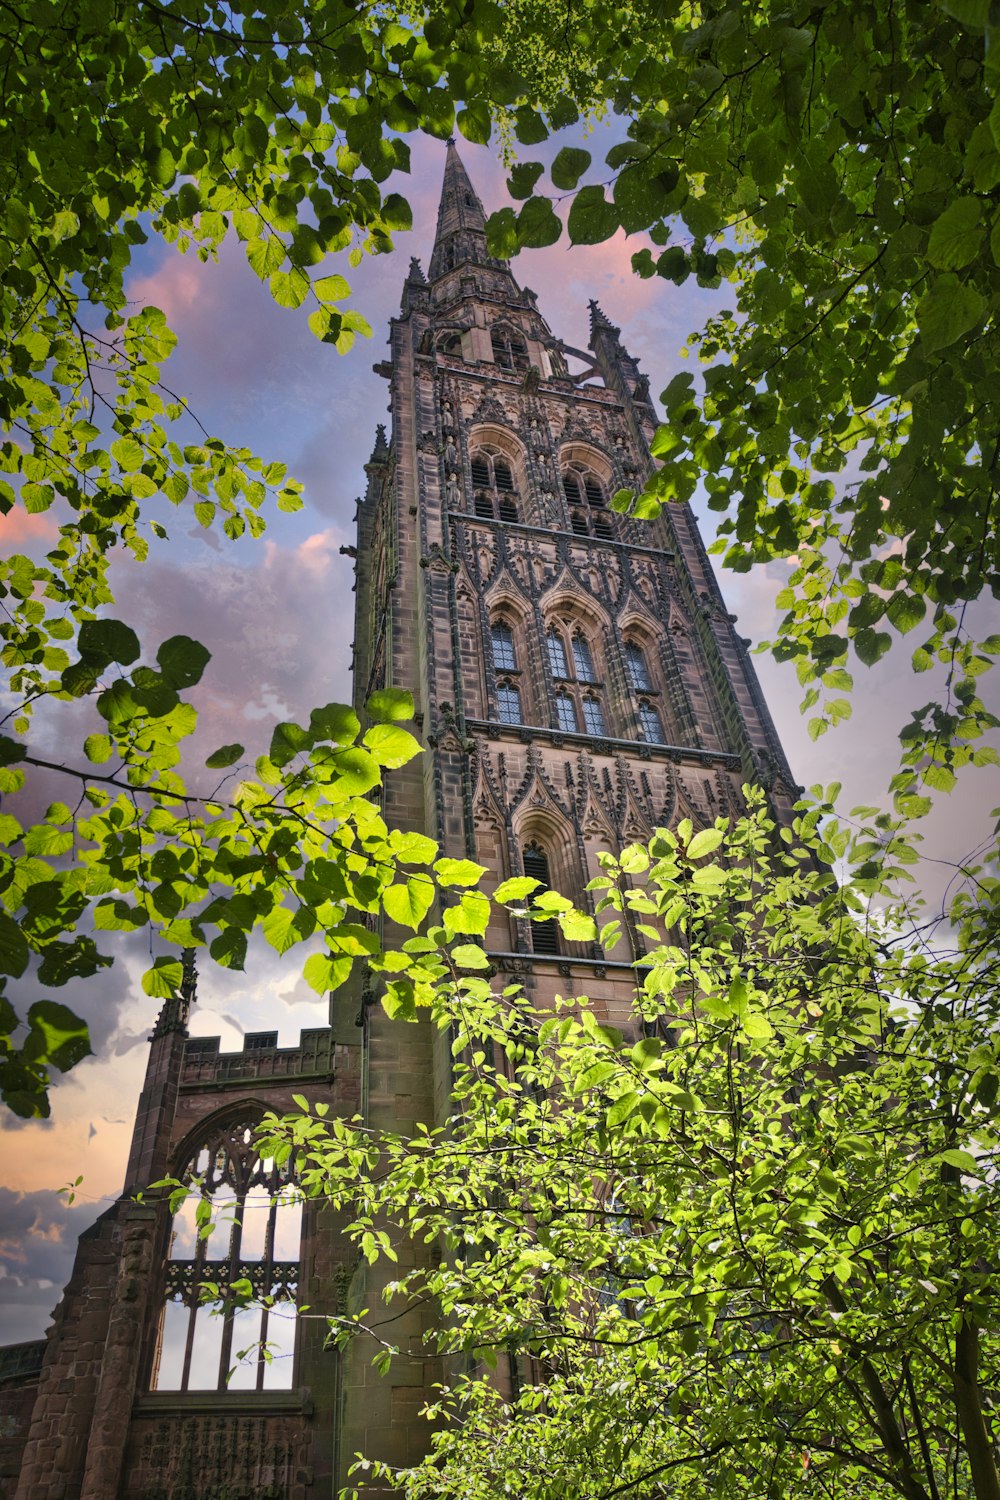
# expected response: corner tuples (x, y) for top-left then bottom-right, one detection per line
(497, 497), (519, 523)
(471, 456), (491, 488)
(563, 474), (582, 504)
(522, 843), (559, 954)
(494, 461), (514, 492)
(474, 492), (493, 518)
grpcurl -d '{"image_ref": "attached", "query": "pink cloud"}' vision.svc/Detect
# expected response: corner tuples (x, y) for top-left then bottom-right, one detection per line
(0, 508), (58, 546)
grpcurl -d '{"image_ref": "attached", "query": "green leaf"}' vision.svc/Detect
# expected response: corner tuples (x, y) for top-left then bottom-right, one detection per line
(0, 911), (29, 977)
(78, 618), (141, 666)
(366, 687), (414, 723)
(550, 146), (591, 190)
(558, 909), (597, 942)
(886, 593), (926, 635)
(269, 720), (311, 767)
(310, 702), (361, 744)
(330, 747), (380, 794)
(508, 162), (544, 199)
(391, 830), (438, 865)
(686, 828), (724, 860)
(313, 274), (350, 303)
(84, 734), (113, 764)
(918, 274), (986, 354)
(494, 876), (541, 903)
(142, 958), (184, 998)
(269, 267), (311, 309)
(567, 185), (618, 245)
(938, 1148), (980, 1176)
(434, 858), (486, 888)
(24, 1001), (91, 1071)
(363, 723), (422, 768)
(443, 891), (490, 936)
(450, 943), (490, 969)
(205, 743), (244, 769)
(927, 198), (983, 270)
(303, 950), (352, 995)
(383, 876), (435, 930)
(457, 101), (491, 145)
(157, 635), (211, 689)
(517, 195), (562, 249)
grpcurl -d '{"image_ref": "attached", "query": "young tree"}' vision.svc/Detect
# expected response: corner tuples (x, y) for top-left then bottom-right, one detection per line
(257, 792), (1000, 1500)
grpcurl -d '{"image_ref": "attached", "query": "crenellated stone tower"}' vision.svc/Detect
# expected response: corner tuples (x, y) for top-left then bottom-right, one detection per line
(0, 141), (798, 1500)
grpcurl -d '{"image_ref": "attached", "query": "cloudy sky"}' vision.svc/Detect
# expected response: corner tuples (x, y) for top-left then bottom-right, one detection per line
(2, 130), (997, 1347)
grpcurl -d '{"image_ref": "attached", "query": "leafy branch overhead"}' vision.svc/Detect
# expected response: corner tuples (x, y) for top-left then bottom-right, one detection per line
(483, 0), (1000, 802)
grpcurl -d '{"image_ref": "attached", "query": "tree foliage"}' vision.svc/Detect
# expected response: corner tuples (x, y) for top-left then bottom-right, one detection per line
(483, 0), (1000, 804)
(258, 792), (1000, 1500)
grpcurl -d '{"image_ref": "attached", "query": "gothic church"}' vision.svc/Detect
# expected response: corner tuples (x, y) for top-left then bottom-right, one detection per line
(0, 142), (796, 1500)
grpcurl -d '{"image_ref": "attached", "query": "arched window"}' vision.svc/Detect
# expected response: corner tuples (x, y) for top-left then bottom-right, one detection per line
(469, 449), (521, 523)
(523, 842), (559, 954)
(153, 1117), (300, 1393)
(562, 463), (614, 539)
(491, 622), (517, 672)
(572, 632), (597, 683)
(581, 696), (606, 736)
(437, 332), (463, 358)
(547, 630), (569, 679)
(637, 701), (664, 743)
(554, 690), (577, 733)
(491, 326), (529, 372)
(471, 455), (491, 488)
(624, 642), (652, 691)
(497, 682), (522, 725)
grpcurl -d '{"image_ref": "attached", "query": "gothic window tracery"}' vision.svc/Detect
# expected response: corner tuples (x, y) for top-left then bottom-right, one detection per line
(623, 634), (671, 745)
(152, 1116), (301, 1394)
(545, 617), (610, 738)
(496, 682), (523, 724)
(624, 641), (652, 691)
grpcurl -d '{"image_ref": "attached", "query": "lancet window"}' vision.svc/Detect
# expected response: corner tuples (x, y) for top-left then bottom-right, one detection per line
(152, 1117), (300, 1393)
(546, 618), (609, 738)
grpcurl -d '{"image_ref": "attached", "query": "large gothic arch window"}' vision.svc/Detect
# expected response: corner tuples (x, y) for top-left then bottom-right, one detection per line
(545, 613), (611, 738)
(470, 447), (520, 523)
(561, 461), (615, 539)
(490, 324), (529, 373)
(152, 1115), (301, 1393)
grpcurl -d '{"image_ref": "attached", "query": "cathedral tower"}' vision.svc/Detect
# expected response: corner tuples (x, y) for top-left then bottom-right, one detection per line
(1, 142), (797, 1499)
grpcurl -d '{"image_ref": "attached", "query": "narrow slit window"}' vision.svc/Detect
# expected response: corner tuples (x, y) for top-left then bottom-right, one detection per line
(581, 696), (606, 736)
(625, 643), (652, 691)
(491, 623), (517, 672)
(554, 691), (577, 733)
(572, 633), (597, 683)
(497, 682), (522, 725)
(547, 630), (569, 679)
(523, 842), (559, 954)
(637, 702), (664, 743)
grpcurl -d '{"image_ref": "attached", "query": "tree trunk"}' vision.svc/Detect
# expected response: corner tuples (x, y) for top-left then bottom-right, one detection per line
(954, 1316), (1000, 1500)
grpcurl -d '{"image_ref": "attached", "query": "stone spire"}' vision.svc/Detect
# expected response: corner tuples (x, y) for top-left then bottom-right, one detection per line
(150, 947), (196, 1039)
(427, 138), (496, 280)
(588, 298), (621, 342)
